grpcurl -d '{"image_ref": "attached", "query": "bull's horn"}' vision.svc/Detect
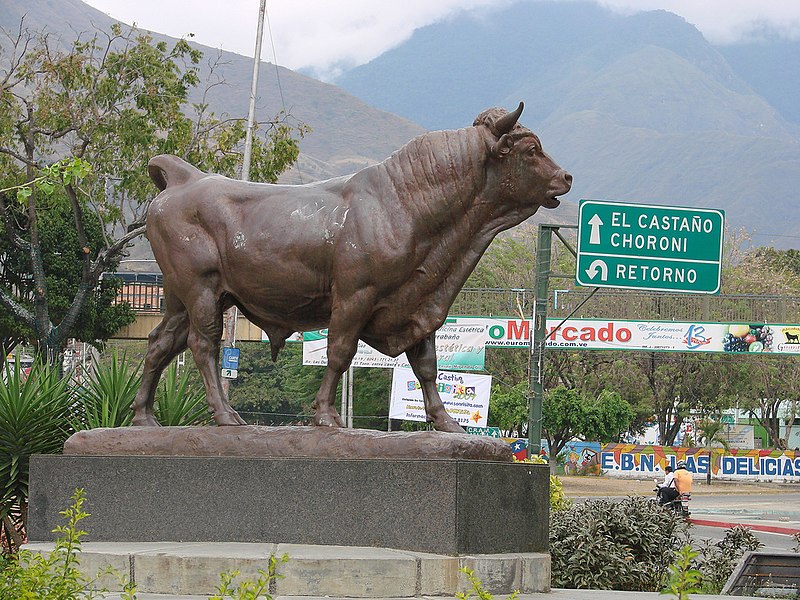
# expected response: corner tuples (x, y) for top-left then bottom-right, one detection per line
(494, 102), (524, 136)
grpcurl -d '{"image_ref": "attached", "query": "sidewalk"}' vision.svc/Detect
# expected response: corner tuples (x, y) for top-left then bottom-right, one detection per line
(98, 590), (733, 599)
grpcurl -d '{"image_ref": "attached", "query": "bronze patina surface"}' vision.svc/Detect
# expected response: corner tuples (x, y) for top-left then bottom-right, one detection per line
(132, 102), (571, 432)
(64, 426), (513, 461)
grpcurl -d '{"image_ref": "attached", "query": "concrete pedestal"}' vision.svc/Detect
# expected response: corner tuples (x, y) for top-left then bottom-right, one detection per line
(29, 455), (548, 556)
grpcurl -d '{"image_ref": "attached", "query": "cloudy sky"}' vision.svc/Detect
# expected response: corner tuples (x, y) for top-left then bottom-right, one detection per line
(83, 0), (800, 80)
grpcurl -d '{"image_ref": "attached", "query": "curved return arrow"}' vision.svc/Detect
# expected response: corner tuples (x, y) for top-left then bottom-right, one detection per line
(585, 259), (608, 281)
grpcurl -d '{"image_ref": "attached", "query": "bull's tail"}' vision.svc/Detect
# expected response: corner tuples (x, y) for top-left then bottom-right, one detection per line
(148, 154), (205, 192)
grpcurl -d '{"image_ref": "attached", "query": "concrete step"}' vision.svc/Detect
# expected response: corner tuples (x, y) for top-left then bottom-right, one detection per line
(25, 541), (549, 598)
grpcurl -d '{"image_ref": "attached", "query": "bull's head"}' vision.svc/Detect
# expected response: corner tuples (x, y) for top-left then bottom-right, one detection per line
(475, 102), (572, 210)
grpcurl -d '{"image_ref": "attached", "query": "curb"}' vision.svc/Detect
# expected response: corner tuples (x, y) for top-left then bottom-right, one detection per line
(690, 518), (800, 536)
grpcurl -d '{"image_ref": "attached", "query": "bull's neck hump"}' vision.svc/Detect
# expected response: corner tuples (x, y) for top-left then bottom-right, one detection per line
(376, 128), (490, 230)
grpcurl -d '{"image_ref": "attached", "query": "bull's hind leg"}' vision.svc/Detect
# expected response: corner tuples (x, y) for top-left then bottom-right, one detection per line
(185, 288), (246, 426)
(131, 299), (189, 426)
(406, 334), (464, 433)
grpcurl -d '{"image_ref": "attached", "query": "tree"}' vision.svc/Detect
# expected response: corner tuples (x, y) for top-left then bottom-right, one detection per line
(488, 380), (527, 436)
(721, 355), (800, 449)
(0, 22), (304, 362)
(696, 417), (730, 485)
(542, 386), (634, 465)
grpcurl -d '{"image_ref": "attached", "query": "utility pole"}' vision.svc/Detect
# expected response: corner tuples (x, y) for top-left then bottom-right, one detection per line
(527, 225), (552, 457)
(528, 224), (579, 458)
(222, 0), (266, 394)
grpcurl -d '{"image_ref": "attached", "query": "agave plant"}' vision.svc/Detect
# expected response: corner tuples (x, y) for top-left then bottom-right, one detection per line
(154, 362), (211, 426)
(0, 359), (74, 551)
(71, 350), (141, 431)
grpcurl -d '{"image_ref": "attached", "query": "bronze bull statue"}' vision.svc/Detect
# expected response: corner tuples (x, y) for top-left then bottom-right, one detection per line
(132, 102), (572, 432)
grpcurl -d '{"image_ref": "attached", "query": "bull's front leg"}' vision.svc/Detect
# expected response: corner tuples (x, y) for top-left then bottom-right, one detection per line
(311, 332), (355, 428)
(406, 334), (465, 433)
(311, 293), (374, 428)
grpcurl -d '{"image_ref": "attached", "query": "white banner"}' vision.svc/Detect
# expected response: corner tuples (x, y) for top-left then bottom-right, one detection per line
(302, 324), (487, 370)
(388, 367), (492, 427)
(450, 316), (800, 355)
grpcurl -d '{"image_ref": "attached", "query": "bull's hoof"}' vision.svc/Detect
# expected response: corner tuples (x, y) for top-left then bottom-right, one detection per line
(132, 413), (161, 427)
(215, 410), (247, 426)
(432, 418), (466, 433)
(312, 412), (344, 428)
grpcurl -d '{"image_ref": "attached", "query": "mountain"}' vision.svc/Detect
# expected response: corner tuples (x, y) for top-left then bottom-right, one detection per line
(333, 1), (800, 248)
(718, 38), (800, 127)
(0, 0), (426, 182)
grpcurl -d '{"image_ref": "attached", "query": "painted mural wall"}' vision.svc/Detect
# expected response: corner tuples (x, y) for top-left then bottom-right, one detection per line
(504, 439), (800, 482)
(595, 443), (800, 482)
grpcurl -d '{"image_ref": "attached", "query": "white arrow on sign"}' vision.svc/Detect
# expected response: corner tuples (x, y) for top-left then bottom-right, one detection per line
(588, 214), (603, 244)
(585, 259), (608, 281)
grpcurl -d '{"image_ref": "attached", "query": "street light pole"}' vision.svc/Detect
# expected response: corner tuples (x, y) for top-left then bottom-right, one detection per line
(222, 0), (267, 395)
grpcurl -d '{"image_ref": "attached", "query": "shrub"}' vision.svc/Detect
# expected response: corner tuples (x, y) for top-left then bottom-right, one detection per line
(456, 566), (519, 600)
(662, 545), (702, 600)
(549, 496), (688, 591)
(0, 488), (134, 598)
(0, 359), (74, 552)
(71, 350), (140, 430)
(210, 553), (288, 600)
(154, 362), (211, 426)
(695, 525), (763, 594)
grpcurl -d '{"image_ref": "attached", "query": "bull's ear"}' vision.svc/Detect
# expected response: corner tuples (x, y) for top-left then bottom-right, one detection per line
(490, 134), (514, 158)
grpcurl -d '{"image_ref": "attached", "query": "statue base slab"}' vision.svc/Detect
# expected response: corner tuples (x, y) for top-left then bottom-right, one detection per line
(61, 425), (513, 461)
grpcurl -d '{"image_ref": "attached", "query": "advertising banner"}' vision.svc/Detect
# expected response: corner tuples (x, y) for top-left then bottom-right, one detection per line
(450, 316), (800, 355)
(302, 323), (487, 370)
(388, 367), (492, 427)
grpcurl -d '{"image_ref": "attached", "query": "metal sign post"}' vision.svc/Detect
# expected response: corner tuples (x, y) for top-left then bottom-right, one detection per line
(527, 224), (579, 458)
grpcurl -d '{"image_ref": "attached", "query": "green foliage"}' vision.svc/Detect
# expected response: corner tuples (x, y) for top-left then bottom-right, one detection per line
(0, 22), (303, 362)
(0, 359), (73, 550)
(229, 343), (317, 425)
(542, 386), (634, 458)
(550, 496), (688, 590)
(229, 342), (391, 429)
(209, 553), (288, 600)
(456, 566), (519, 600)
(661, 545), (702, 600)
(71, 351), (140, 430)
(694, 525), (763, 594)
(0, 488), (130, 598)
(489, 381), (527, 436)
(154, 362), (211, 426)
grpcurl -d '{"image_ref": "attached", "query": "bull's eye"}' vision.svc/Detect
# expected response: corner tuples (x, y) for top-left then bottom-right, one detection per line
(528, 146), (538, 156)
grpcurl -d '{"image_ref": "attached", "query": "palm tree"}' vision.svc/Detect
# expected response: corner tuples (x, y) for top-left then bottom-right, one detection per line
(697, 418), (731, 485)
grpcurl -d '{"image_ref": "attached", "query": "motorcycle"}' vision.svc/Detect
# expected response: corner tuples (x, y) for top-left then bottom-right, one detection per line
(653, 481), (691, 517)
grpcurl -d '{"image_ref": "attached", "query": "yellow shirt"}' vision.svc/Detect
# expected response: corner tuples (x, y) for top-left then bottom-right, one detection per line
(673, 468), (692, 494)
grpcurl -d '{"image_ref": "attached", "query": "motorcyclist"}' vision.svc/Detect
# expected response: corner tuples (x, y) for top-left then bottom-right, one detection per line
(673, 459), (693, 495)
(655, 465), (678, 504)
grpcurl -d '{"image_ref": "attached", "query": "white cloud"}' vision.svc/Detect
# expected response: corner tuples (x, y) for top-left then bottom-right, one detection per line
(595, 0), (800, 44)
(82, 0), (800, 78)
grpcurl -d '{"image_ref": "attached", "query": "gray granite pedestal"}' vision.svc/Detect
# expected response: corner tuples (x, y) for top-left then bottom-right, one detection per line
(28, 455), (548, 556)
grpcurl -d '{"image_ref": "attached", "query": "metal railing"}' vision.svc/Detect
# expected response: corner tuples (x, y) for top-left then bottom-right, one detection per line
(113, 282), (800, 324)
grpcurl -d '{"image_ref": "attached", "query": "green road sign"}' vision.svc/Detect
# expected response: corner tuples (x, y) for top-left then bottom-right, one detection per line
(576, 199), (724, 294)
(465, 426), (502, 438)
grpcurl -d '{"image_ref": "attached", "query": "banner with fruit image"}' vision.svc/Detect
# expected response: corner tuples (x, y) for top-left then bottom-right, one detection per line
(452, 317), (800, 354)
(544, 319), (795, 353)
